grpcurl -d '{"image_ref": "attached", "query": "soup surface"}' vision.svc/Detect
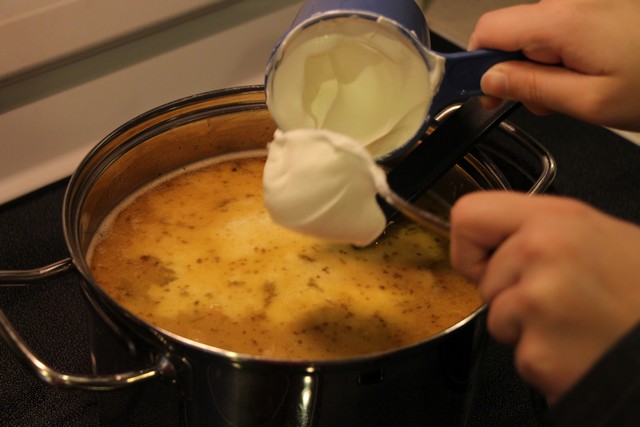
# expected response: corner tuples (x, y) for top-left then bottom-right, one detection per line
(88, 153), (481, 360)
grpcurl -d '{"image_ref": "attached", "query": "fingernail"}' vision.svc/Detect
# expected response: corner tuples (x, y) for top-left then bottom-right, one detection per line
(482, 69), (508, 98)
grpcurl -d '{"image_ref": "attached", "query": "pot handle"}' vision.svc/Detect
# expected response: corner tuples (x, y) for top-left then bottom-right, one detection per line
(0, 258), (177, 390)
(0, 258), (75, 286)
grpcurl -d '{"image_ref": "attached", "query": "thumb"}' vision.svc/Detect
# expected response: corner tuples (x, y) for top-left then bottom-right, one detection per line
(480, 61), (604, 120)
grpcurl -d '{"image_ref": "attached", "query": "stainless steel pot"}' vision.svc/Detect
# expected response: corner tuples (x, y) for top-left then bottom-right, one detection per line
(0, 86), (555, 426)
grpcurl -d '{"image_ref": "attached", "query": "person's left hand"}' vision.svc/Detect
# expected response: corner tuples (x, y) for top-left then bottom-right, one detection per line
(449, 191), (640, 403)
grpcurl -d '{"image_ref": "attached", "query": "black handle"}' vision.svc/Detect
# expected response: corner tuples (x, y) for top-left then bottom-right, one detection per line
(383, 97), (521, 220)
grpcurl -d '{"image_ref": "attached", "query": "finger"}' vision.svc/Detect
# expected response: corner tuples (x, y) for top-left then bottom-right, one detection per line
(479, 204), (571, 302)
(468, 3), (565, 64)
(520, 101), (554, 118)
(480, 61), (613, 122)
(513, 331), (567, 405)
(450, 192), (533, 283)
(485, 264), (552, 346)
(478, 234), (526, 302)
(486, 285), (524, 346)
(478, 83), (554, 117)
(477, 95), (503, 110)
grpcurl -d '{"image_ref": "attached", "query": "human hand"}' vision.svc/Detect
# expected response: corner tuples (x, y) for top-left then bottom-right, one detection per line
(468, 0), (640, 131)
(449, 192), (640, 403)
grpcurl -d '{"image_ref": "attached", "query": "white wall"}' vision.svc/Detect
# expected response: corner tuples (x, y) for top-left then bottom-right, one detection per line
(0, 0), (301, 203)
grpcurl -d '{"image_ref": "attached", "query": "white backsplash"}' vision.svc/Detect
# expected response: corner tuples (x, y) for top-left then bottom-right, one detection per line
(0, 0), (301, 204)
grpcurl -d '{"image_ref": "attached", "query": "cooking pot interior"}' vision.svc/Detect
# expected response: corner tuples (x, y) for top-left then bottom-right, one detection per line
(55, 85), (555, 426)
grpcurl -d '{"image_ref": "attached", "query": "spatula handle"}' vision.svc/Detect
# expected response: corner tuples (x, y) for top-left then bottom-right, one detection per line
(383, 97), (521, 221)
(430, 50), (526, 115)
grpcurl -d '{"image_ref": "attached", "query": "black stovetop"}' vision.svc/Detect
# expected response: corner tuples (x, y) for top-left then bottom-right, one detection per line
(2, 35), (640, 427)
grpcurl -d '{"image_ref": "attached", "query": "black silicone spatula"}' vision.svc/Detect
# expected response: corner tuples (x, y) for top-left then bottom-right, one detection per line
(382, 97), (521, 222)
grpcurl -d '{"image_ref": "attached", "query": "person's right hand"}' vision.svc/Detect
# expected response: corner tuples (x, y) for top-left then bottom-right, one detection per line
(468, 0), (640, 131)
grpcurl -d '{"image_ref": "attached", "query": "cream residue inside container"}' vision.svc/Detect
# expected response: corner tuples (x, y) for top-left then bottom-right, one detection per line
(266, 15), (440, 159)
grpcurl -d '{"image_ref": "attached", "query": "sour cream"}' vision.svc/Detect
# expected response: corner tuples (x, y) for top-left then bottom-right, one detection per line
(266, 15), (441, 159)
(263, 129), (390, 247)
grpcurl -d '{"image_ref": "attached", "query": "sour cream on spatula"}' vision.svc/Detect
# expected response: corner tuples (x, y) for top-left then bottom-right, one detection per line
(263, 129), (392, 247)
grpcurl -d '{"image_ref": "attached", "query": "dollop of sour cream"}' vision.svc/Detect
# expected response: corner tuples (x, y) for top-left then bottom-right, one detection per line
(263, 129), (390, 247)
(266, 15), (440, 159)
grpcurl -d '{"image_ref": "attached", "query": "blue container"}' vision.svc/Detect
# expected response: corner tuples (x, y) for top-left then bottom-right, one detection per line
(289, 0), (430, 47)
(265, 0), (525, 160)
